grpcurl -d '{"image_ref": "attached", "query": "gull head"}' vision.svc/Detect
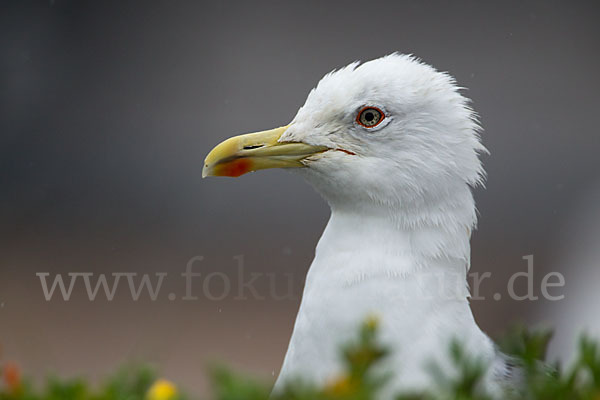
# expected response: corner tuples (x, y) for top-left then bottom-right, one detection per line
(203, 54), (486, 210)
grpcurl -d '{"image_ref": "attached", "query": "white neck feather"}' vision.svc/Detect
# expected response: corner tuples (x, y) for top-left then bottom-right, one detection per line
(309, 182), (476, 300)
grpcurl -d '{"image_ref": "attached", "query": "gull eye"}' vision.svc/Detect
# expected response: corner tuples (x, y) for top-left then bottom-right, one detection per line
(356, 107), (384, 128)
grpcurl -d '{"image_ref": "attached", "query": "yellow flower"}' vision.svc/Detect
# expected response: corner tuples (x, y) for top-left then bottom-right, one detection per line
(324, 375), (358, 397)
(365, 314), (380, 330)
(146, 379), (178, 400)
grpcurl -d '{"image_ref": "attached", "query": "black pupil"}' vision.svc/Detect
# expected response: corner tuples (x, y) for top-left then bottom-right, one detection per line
(364, 112), (375, 122)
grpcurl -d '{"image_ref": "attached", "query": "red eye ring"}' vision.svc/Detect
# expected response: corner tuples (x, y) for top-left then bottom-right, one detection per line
(356, 106), (385, 128)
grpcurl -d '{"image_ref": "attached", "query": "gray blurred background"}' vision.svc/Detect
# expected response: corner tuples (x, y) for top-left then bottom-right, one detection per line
(1, 0), (599, 395)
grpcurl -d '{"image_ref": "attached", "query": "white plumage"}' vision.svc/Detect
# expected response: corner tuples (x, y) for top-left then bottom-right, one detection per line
(204, 54), (516, 398)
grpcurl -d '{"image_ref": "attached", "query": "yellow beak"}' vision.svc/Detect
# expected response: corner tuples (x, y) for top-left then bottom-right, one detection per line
(202, 125), (329, 178)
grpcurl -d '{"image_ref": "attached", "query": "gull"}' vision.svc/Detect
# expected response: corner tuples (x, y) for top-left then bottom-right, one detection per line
(203, 54), (517, 397)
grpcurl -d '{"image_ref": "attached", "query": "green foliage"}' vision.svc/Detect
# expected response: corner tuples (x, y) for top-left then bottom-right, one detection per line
(425, 340), (492, 400)
(0, 365), (185, 400)
(209, 367), (272, 400)
(498, 324), (554, 368)
(2, 320), (600, 400)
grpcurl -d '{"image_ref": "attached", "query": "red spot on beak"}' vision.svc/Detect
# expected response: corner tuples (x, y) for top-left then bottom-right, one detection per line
(217, 158), (252, 177)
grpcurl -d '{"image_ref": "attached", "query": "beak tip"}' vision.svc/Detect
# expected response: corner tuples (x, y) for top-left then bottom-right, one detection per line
(202, 164), (210, 179)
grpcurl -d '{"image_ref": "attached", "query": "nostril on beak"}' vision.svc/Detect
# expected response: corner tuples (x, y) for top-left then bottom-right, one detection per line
(243, 144), (264, 150)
